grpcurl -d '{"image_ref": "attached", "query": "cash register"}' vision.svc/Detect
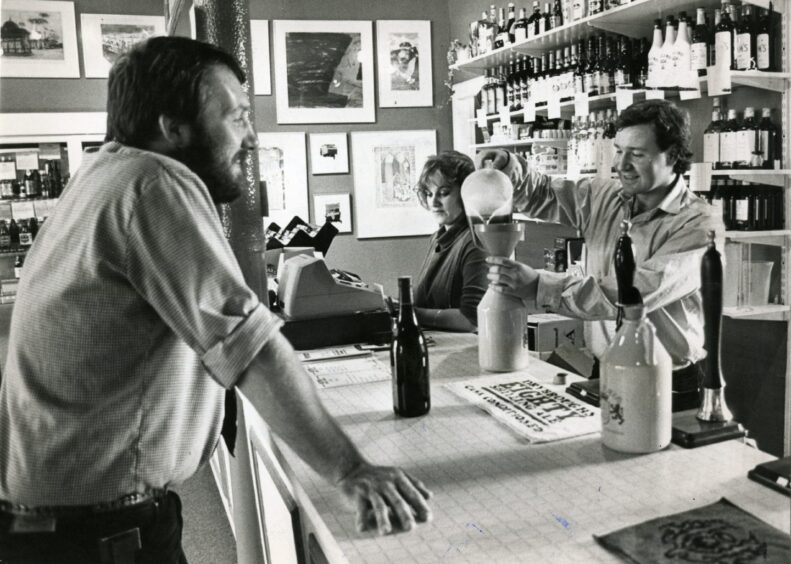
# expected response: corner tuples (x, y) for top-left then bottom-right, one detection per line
(276, 254), (392, 350)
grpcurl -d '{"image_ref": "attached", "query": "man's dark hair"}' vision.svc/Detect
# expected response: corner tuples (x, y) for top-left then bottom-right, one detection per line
(615, 99), (693, 175)
(106, 36), (246, 148)
(416, 150), (475, 210)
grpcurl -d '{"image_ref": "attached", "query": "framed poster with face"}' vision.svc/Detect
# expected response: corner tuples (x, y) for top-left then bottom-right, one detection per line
(80, 14), (165, 78)
(313, 193), (352, 234)
(0, 0), (79, 78)
(351, 129), (437, 239)
(272, 20), (375, 124)
(250, 20), (271, 96)
(376, 20), (433, 108)
(309, 133), (349, 175)
(257, 132), (309, 228)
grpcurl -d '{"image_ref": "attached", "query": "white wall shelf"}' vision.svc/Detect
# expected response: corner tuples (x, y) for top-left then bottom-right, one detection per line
(723, 304), (790, 320)
(452, 0), (782, 75)
(473, 138), (568, 149)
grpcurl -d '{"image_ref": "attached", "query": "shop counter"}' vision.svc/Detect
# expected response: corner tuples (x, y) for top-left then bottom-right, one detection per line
(235, 332), (789, 564)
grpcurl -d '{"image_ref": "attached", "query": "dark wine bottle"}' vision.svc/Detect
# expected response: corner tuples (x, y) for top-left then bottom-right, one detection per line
(391, 276), (430, 417)
(614, 219), (636, 330)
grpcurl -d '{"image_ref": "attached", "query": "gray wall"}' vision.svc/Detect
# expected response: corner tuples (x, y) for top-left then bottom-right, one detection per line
(0, 0), (456, 296)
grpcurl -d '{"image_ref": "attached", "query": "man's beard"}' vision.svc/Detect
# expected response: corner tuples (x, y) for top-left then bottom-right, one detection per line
(176, 134), (247, 205)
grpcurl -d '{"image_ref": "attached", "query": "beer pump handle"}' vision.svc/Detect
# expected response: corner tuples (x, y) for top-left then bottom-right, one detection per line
(700, 230), (723, 390)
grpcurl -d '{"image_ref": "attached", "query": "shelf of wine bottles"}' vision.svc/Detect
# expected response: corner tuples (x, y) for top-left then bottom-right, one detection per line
(453, 0), (783, 73)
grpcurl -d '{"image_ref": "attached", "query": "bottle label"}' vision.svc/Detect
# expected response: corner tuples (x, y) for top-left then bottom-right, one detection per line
(720, 131), (736, 164)
(584, 73), (595, 93)
(690, 43), (707, 70)
(735, 33), (752, 69)
(0, 234), (9, 248)
(703, 133), (720, 164)
(736, 130), (756, 166)
(715, 31), (732, 68)
(757, 34), (770, 69)
(735, 198), (749, 221)
(614, 70), (626, 88)
(19, 233), (32, 246)
(514, 28), (527, 43)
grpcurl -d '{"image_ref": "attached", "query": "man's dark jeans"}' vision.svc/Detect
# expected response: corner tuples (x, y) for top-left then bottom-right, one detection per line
(0, 491), (188, 564)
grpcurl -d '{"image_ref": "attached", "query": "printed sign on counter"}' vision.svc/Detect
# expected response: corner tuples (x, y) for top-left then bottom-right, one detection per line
(15, 152), (39, 172)
(446, 375), (599, 443)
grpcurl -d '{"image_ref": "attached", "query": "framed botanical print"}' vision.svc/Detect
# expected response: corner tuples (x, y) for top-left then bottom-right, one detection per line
(272, 20), (375, 124)
(0, 0), (79, 78)
(351, 129), (437, 239)
(376, 20), (433, 107)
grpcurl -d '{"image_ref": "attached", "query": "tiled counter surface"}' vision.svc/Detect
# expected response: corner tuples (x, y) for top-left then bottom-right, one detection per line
(269, 332), (790, 563)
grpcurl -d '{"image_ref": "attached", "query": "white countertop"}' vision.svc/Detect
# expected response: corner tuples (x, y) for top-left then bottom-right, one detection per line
(254, 332), (790, 563)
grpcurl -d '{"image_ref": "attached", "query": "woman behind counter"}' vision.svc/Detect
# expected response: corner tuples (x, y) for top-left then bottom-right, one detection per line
(413, 150), (488, 332)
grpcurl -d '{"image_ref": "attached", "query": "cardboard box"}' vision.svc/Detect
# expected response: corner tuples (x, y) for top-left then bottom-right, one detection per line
(526, 313), (584, 352)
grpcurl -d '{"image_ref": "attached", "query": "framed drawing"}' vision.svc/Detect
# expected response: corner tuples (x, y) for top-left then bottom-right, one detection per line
(257, 132), (309, 228)
(250, 20), (271, 96)
(0, 0), (79, 78)
(351, 130), (437, 239)
(80, 14), (165, 78)
(309, 133), (349, 175)
(313, 193), (352, 234)
(376, 20), (433, 107)
(272, 20), (375, 124)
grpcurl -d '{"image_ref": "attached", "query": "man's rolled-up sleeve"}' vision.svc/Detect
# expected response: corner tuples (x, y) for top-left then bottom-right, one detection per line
(125, 168), (283, 389)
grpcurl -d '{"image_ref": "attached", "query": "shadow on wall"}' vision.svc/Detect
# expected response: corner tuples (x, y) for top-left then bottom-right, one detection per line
(722, 318), (787, 457)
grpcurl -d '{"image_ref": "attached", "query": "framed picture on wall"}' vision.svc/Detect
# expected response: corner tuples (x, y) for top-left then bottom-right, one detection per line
(250, 20), (271, 96)
(0, 0), (80, 78)
(257, 132), (309, 228)
(80, 14), (165, 78)
(313, 193), (352, 234)
(272, 20), (375, 124)
(309, 133), (349, 175)
(351, 129), (437, 239)
(376, 20), (433, 108)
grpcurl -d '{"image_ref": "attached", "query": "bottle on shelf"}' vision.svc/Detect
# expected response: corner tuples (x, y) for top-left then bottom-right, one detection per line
(14, 255), (23, 279)
(734, 106), (758, 169)
(0, 221), (10, 250)
(477, 8), (497, 55)
(494, 7), (509, 50)
(672, 13), (695, 89)
(573, 41), (585, 94)
(755, 8), (773, 71)
(540, 2), (551, 35)
(8, 219), (19, 247)
(588, 0), (603, 17)
(495, 65), (507, 112)
(614, 35), (631, 89)
(570, 0), (586, 22)
(758, 107), (779, 170)
(646, 19), (663, 89)
(527, 1), (542, 40)
(551, 0), (563, 29)
(731, 182), (751, 230)
(703, 98), (723, 166)
(718, 108), (739, 170)
(18, 219), (32, 247)
(715, 3), (735, 70)
(391, 276), (431, 418)
(657, 16), (676, 89)
(735, 4), (755, 71)
(506, 2), (517, 44)
(512, 6), (528, 43)
(584, 36), (599, 96)
(690, 8), (709, 76)
(0, 180), (14, 200)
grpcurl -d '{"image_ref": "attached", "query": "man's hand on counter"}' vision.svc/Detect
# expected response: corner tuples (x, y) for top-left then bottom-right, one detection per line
(486, 256), (539, 303)
(339, 462), (432, 535)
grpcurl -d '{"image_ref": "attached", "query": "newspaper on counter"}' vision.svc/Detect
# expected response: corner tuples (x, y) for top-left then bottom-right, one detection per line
(446, 375), (599, 443)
